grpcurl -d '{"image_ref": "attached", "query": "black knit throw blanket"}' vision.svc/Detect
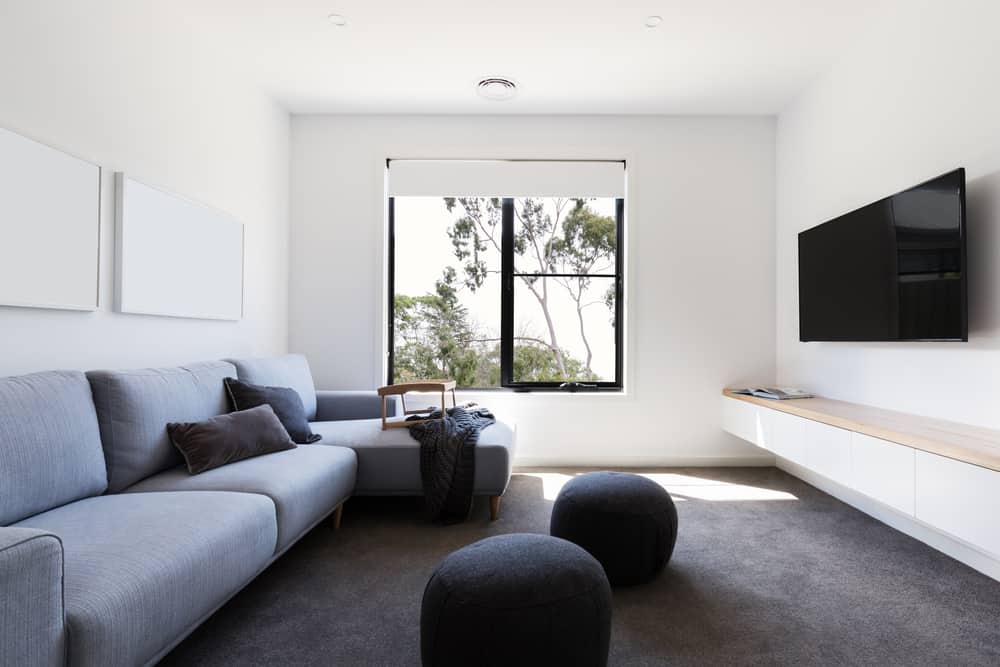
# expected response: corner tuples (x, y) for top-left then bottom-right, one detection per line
(407, 406), (495, 524)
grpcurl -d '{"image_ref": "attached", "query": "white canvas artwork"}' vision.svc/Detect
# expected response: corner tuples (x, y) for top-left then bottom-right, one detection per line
(0, 126), (101, 311)
(115, 173), (244, 321)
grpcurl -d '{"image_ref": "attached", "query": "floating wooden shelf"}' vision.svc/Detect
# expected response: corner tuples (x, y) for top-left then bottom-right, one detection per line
(722, 389), (1000, 472)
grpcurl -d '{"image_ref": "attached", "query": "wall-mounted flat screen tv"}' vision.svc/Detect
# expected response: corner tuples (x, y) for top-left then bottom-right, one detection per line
(798, 168), (967, 342)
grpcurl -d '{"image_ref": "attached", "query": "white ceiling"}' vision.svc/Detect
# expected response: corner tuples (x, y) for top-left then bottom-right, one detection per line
(208, 0), (885, 114)
(12, 0), (886, 115)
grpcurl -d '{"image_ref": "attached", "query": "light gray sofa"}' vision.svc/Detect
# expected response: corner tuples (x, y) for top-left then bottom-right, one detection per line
(0, 356), (515, 667)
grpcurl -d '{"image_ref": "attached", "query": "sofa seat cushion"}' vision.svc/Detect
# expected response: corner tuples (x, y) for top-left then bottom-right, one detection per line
(15, 491), (276, 667)
(125, 446), (357, 551)
(310, 418), (515, 496)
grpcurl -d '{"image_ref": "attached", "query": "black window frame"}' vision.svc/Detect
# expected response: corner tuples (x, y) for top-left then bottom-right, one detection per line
(387, 194), (625, 392)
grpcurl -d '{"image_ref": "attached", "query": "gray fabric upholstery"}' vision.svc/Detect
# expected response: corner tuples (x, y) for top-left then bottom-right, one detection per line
(125, 446), (357, 551)
(310, 418), (516, 495)
(0, 527), (65, 667)
(226, 354), (318, 420)
(168, 404), (296, 474)
(15, 491), (276, 667)
(0, 370), (107, 525)
(421, 533), (612, 667)
(550, 472), (679, 586)
(86, 361), (236, 492)
(316, 390), (400, 422)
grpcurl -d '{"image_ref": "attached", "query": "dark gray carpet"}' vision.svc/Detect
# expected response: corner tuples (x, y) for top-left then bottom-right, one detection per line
(160, 468), (1000, 666)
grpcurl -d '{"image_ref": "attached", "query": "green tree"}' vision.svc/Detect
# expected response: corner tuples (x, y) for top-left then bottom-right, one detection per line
(393, 269), (493, 387)
(394, 270), (599, 387)
(512, 342), (598, 383)
(550, 199), (617, 372)
(444, 196), (615, 379)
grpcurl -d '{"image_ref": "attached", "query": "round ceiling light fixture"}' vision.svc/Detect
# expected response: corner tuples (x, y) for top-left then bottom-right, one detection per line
(644, 15), (663, 28)
(327, 13), (348, 26)
(476, 77), (518, 101)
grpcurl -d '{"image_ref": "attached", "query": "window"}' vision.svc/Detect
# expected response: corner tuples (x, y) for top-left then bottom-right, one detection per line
(388, 161), (624, 391)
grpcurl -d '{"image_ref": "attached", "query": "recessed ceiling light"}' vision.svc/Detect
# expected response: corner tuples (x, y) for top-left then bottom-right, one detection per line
(476, 77), (518, 101)
(327, 13), (348, 26)
(645, 15), (663, 28)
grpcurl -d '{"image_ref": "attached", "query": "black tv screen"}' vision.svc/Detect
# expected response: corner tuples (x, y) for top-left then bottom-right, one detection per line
(798, 168), (967, 342)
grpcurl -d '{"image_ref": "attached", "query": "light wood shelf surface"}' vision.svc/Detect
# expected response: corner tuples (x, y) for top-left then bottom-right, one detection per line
(723, 389), (1000, 473)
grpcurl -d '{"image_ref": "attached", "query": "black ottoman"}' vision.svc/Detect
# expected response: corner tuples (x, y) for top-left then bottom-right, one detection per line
(550, 471), (678, 586)
(420, 533), (611, 667)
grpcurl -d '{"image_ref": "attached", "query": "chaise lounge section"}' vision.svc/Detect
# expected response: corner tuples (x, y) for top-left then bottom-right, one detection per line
(227, 354), (517, 519)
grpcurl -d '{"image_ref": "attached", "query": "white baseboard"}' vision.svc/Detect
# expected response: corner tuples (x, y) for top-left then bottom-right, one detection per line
(777, 458), (1000, 582)
(513, 454), (776, 469)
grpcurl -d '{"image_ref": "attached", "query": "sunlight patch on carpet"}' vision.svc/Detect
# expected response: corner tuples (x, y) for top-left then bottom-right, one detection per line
(518, 471), (797, 502)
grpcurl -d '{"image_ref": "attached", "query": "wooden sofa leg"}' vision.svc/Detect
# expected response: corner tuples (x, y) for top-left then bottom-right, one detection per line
(332, 503), (344, 530)
(489, 495), (501, 521)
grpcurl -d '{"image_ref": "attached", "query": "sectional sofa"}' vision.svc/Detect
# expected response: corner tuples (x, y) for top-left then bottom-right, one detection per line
(0, 354), (515, 667)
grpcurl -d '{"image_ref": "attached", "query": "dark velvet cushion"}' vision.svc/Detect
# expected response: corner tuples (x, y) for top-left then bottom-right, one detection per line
(224, 377), (320, 444)
(421, 533), (612, 667)
(550, 471), (678, 586)
(168, 404), (296, 474)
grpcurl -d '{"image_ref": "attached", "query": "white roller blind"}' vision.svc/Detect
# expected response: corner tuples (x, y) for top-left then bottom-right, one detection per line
(387, 160), (625, 198)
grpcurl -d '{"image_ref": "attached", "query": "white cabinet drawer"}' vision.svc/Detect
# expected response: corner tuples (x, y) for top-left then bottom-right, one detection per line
(760, 408), (806, 464)
(804, 420), (852, 485)
(851, 433), (915, 515)
(721, 396), (759, 445)
(915, 451), (1000, 556)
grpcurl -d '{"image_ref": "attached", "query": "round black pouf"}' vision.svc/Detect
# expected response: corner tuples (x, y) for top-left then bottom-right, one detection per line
(550, 471), (678, 586)
(420, 533), (611, 667)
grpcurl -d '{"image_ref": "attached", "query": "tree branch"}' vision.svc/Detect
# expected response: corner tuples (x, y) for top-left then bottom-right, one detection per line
(471, 336), (554, 349)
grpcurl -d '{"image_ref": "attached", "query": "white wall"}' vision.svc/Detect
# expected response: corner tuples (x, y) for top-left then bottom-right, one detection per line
(0, 2), (289, 375)
(776, 0), (1000, 429)
(291, 115), (776, 465)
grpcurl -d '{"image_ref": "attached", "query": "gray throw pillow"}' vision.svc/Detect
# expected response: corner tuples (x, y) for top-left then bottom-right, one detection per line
(168, 404), (296, 474)
(224, 377), (321, 444)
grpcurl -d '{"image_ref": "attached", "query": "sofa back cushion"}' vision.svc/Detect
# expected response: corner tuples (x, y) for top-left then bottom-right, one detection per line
(87, 361), (236, 492)
(225, 354), (318, 421)
(0, 370), (108, 525)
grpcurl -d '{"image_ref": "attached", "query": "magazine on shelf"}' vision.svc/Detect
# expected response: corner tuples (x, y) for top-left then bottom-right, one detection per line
(731, 387), (814, 400)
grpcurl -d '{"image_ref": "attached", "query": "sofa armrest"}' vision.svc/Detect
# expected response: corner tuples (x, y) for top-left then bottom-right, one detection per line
(0, 527), (65, 667)
(314, 390), (401, 422)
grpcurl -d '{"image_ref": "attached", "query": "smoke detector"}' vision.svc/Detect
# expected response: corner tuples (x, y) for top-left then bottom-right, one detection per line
(476, 77), (518, 101)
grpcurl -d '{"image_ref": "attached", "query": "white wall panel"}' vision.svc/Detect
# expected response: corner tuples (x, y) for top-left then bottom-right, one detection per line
(776, 1), (1000, 430)
(291, 115), (777, 465)
(0, 3), (289, 375)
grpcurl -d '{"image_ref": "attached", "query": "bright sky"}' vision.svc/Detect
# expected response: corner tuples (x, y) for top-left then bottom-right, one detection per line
(393, 197), (617, 380)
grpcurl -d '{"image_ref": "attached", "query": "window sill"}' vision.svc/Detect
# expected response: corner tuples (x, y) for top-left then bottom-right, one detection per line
(455, 387), (628, 399)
